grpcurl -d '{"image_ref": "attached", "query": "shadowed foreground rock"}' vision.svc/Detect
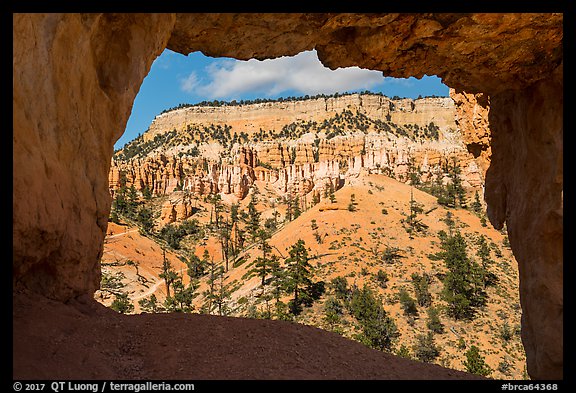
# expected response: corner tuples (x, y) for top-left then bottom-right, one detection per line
(13, 289), (481, 380)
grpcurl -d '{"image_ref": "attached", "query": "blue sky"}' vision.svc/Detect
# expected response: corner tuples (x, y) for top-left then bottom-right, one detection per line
(116, 49), (449, 150)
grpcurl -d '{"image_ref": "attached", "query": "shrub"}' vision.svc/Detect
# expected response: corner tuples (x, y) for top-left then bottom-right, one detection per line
(499, 322), (514, 342)
(331, 276), (349, 300)
(375, 269), (389, 289)
(348, 285), (399, 351)
(413, 332), (440, 363)
(399, 288), (418, 316)
(498, 359), (512, 376)
(396, 344), (412, 359)
(427, 307), (444, 334)
(411, 272), (432, 307)
(324, 297), (343, 326)
(382, 246), (402, 264)
(110, 292), (134, 314)
(463, 345), (492, 377)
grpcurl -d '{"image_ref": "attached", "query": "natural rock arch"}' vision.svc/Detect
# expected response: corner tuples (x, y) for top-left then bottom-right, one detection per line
(13, 13), (562, 379)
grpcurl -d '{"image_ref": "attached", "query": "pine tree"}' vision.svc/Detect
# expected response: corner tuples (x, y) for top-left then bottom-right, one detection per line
(311, 219), (318, 231)
(426, 307), (444, 333)
(186, 252), (205, 279)
(329, 186), (337, 203)
(463, 345), (492, 376)
(399, 288), (418, 316)
(268, 256), (284, 304)
(138, 294), (160, 313)
(476, 235), (498, 287)
(111, 184), (129, 217)
(471, 190), (483, 214)
(230, 203), (240, 224)
(212, 268), (232, 316)
(111, 292), (134, 314)
(413, 332), (440, 363)
(434, 172), (452, 207)
(323, 297), (343, 328)
(142, 185), (153, 200)
(126, 185), (139, 217)
(208, 193), (223, 227)
(404, 188), (428, 238)
(136, 206), (154, 234)
(201, 257), (218, 314)
(312, 193), (320, 205)
(159, 249), (178, 299)
(348, 193), (357, 212)
(407, 157), (421, 185)
(292, 195), (302, 219)
(448, 157), (467, 208)
(246, 229), (279, 290)
(442, 211), (456, 235)
(348, 285), (399, 352)
(435, 230), (487, 320)
(245, 194), (261, 244)
(331, 276), (349, 300)
(283, 239), (314, 315)
(285, 193), (293, 222)
(167, 273), (198, 313)
(218, 217), (232, 272)
(411, 272), (432, 307)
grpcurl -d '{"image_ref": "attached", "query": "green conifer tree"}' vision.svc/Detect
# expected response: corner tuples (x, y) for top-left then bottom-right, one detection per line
(283, 239), (314, 315)
(435, 230), (487, 320)
(463, 345), (492, 377)
(111, 292), (134, 314)
(245, 193), (261, 244)
(413, 332), (440, 363)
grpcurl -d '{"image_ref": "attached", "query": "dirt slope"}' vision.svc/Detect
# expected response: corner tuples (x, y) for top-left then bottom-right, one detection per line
(95, 172), (525, 379)
(201, 172), (526, 378)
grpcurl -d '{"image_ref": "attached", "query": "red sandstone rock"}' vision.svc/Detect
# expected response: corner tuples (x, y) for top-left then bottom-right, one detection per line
(13, 13), (563, 379)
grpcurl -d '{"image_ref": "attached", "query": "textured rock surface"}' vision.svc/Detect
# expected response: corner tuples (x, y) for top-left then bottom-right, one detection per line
(485, 65), (563, 380)
(450, 88), (492, 175)
(111, 93), (482, 219)
(110, 130), (482, 225)
(146, 94), (456, 141)
(168, 13), (562, 95)
(13, 13), (176, 301)
(159, 193), (197, 226)
(13, 13), (562, 379)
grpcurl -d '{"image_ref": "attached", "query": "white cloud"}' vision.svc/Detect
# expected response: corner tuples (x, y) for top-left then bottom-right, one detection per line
(180, 50), (386, 99)
(180, 72), (199, 93)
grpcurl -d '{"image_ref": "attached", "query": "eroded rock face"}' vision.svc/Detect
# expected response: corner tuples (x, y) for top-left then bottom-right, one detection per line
(111, 93), (482, 209)
(168, 13), (562, 95)
(159, 193), (196, 226)
(450, 89), (492, 176)
(485, 65), (563, 380)
(13, 13), (177, 301)
(110, 131), (481, 223)
(13, 13), (562, 379)
(145, 94), (456, 141)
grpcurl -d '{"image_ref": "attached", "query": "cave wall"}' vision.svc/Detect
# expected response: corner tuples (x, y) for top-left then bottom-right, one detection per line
(12, 13), (562, 379)
(13, 13), (176, 300)
(485, 65), (563, 379)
